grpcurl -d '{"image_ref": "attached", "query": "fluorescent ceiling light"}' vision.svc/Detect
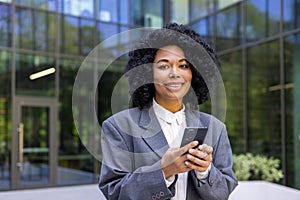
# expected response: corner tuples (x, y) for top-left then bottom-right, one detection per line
(29, 67), (56, 80)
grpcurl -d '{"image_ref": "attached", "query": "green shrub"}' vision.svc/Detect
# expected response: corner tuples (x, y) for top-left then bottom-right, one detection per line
(232, 153), (283, 182)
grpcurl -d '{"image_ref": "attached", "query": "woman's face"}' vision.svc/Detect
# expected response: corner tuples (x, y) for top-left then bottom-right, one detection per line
(153, 45), (192, 104)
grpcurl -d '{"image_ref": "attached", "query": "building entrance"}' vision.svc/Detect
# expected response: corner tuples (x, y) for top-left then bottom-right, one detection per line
(11, 97), (57, 189)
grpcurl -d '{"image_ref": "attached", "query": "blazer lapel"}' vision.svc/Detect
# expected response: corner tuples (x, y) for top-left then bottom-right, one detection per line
(139, 106), (169, 158)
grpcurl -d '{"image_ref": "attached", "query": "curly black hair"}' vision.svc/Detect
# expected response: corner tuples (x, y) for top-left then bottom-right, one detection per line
(125, 22), (220, 109)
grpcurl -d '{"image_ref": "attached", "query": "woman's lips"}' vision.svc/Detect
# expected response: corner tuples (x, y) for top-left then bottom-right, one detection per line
(163, 82), (185, 91)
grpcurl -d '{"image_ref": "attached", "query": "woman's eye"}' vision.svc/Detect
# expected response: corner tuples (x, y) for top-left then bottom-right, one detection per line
(158, 65), (169, 70)
(179, 64), (189, 69)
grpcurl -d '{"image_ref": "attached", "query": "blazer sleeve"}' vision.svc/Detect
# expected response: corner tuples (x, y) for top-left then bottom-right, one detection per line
(98, 119), (176, 200)
(187, 124), (238, 200)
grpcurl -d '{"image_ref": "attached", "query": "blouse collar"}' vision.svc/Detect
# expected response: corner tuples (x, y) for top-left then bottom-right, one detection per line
(152, 99), (185, 125)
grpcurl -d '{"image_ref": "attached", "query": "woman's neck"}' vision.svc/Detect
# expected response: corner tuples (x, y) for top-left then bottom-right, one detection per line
(155, 98), (182, 113)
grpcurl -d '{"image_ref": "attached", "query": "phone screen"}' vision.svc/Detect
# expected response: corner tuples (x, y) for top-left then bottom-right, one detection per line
(180, 127), (208, 147)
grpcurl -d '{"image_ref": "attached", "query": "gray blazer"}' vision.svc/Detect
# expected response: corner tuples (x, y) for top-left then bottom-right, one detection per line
(99, 105), (238, 200)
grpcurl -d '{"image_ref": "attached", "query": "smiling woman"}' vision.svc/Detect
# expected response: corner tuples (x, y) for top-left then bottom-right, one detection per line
(99, 23), (238, 200)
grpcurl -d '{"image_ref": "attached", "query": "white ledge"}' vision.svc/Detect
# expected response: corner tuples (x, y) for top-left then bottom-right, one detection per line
(229, 181), (300, 200)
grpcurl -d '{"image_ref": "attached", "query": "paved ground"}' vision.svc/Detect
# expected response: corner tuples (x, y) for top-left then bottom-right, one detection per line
(0, 184), (106, 200)
(1, 181), (300, 200)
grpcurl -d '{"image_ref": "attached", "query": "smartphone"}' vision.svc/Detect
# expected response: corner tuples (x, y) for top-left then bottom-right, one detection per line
(180, 127), (208, 148)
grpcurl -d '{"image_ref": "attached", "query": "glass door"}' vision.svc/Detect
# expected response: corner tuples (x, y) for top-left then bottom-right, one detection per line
(12, 97), (57, 189)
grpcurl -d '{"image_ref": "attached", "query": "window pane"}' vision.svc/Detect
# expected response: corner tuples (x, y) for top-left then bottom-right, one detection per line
(99, 0), (117, 22)
(58, 58), (96, 185)
(80, 19), (95, 55)
(284, 33), (300, 189)
(131, 0), (163, 27)
(15, 8), (34, 50)
(61, 15), (80, 54)
(267, 0), (280, 36)
(246, 0), (280, 41)
(35, 11), (56, 52)
(247, 41), (281, 158)
(283, 0), (300, 31)
(190, 0), (213, 21)
(15, 53), (55, 97)
(14, 0), (57, 11)
(218, 0), (242, 9)
(97, 22), (118, 44)
(220, 51), (244, 153)
(0, 50), (11, 190)
(170, 0), (188, 24)
(0, 3), (11, 47)
(216, 4), (242, 51)
(190, 16), (213, 45)
(15, 8), (56, 52)
(120, 0), (129, 24)
(60, 0), (94, 18)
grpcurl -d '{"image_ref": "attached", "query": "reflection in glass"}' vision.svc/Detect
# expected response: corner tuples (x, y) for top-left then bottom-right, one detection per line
(0, 3), (11, 47)
(99, 0), (117, 22)
(61, 15), (80, 54)
(80, 19), (95, 55)
(284, 33), (300, 189)
(247, 41), (281, 158)
(190, 17), (213, 45)
(120, 0), (129, 24)
(170, 0), (188, 24)
(246, 0), (280, 41)
(220, 51), (244, 153)
(190, 0), (213, 21)
(60, 0), (94, 18)
(61, 16), (95, 55)
(218, 0), (241, 9)
(15, 53), (55, 97)
(0, 51), (11, 190)
(216, 4), (242, 51)
(15, 8), (56, 52)
(283, 0), (300, 31)
(130, 0), (163, 27)
(58, 58), (96, 185)
(15, 8), (34, 50)
(14, 0), (56, 10)
(97, 22), (118, 45)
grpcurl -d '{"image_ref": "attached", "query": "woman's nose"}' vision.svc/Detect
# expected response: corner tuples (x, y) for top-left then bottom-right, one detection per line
(168, 66), (180, 78)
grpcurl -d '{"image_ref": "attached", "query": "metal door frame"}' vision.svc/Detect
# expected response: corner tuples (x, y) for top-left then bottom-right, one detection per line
(11, 96), (57, 189)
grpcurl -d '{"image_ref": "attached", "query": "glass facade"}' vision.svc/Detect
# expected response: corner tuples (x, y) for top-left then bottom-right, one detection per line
(247, 41), (281, 156)
(284, 33), (300, 188)
(0, 0), (299, 191)
(188, 0), (300, 189)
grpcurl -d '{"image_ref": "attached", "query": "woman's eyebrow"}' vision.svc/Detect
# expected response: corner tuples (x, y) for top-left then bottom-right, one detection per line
(156, 58), (187, 63)
(179, 58), (188, 62)
(156, 59), (169, 63)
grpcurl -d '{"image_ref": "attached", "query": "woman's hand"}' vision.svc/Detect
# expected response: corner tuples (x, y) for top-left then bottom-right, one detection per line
(161, 141), (198, 179)
(185, 144), (213, 172)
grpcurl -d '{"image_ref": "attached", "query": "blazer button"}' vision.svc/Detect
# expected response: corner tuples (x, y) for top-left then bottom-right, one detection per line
(209, 180), (214, 186)
(160, 191), (164, 197)
(152, 195), (156, 200)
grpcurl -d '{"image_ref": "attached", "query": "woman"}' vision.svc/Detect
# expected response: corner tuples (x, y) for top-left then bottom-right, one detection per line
(99, 23), (238, 200)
